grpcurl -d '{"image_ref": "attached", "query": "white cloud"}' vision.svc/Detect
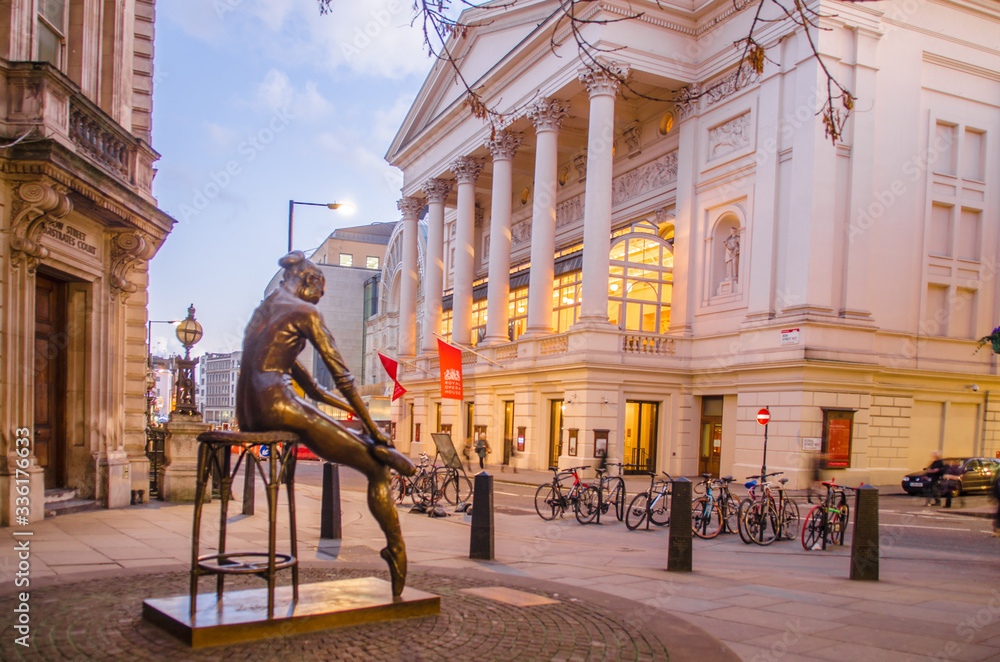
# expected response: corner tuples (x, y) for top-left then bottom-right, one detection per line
(254, 69), (333, 120)
(205, 122), (238, 149)
(372, 93), (416, 145)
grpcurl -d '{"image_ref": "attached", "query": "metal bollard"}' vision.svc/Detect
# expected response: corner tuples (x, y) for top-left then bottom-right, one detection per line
(667, 477), (693, 572)
(321, 462), (342, 540)
(850, 485), (879, 581)
(242, 453), (256, 516)
(469, 472), (494, 560)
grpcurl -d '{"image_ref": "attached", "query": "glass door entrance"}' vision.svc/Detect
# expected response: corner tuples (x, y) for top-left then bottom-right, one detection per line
(699, 396), (723, 477)
(624, 401), (659, 474)
(502, 401), (514, 465)
(548, 400), (564, 468)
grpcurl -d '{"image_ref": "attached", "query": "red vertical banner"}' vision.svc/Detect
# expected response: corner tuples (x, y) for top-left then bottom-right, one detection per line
(377, 352), (407, 401)
(437, 338), (464, 400)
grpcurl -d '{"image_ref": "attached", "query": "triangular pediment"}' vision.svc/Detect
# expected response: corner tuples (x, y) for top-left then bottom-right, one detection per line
(386, 0), (560, 163)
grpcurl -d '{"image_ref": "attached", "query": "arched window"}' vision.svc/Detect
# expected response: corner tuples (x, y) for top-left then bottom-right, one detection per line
(608, 219), (673, 334)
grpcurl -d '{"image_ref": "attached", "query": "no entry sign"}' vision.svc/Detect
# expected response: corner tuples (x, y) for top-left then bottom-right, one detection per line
(756, 408), (771, 426)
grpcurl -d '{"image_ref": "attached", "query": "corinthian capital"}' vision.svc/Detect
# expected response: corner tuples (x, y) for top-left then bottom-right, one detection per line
(450, 156), (485, 184)
(422, 178), (453, 204)
(526, 98), (568, 132)
(578, 61), (630, 97)
(397, 196), (426, 220)
(486, 130), (524, 161)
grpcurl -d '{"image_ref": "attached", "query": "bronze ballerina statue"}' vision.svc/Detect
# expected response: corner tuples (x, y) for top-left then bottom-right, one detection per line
(236, 251), (416, 596)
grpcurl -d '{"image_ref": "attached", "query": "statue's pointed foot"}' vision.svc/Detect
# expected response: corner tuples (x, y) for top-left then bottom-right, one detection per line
(373, 445), (417, 476)
(380, 546), (406, 597)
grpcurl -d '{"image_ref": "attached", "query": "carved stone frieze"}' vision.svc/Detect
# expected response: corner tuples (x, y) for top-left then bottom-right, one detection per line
(704, 66), (759, 107)
(450, 156), (485, 184)
(611, 151), (678, 206)
(675, 84), (699, 121)
(486, 130), (524, 161)
(474, 206), (485, 228)
(9, 181), (73, 272)
(573, 153), (588, 180)
(708, 114), (752, 161)
(526, 98), (568, 133)
(422, 178), (452, 204)
(109, 231), (150, 302)
(511, 218), (532, 247)
(556, 194), (585, 228)
(623, 123), (643, 157)
(397, 196), (426, 219)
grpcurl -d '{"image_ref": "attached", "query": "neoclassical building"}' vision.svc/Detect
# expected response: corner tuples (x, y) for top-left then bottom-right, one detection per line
(368, 0), (1000, 487)
(1, 1), (174, 524)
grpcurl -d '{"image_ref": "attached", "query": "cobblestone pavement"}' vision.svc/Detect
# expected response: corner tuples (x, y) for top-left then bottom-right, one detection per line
(0, 566), (735, 662)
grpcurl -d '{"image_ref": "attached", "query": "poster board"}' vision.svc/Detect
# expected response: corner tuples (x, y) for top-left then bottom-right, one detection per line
(822, 409), (854, 469)
(431, 433), (463, 470)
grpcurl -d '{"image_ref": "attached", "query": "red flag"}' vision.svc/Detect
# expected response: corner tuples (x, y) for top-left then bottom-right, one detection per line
(378, 352), (407, 401)
(437, 338), (464, 400)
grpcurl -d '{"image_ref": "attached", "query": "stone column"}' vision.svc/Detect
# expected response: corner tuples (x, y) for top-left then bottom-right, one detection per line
(397, 196), (425, 358)
(162, 411), (211, 502)
(422, 179), (452, 353)
(483, 131), (524, 345)
(578, 62), (628, 324)
(524, 98), (567, 338)
(449, 157), (484, 346)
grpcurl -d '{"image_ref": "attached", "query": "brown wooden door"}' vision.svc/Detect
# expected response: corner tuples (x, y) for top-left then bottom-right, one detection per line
(34, 275), (67, 489)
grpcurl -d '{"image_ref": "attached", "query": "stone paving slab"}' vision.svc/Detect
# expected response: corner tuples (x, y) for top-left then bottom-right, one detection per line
(0, 565), (737, 662)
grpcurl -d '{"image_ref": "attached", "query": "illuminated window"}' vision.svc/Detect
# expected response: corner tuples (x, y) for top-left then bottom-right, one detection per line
(339, 253), (353, 267)
(440, 310), (453, 338)
(366, 256), (380, 269)
(471, 298), (488, 346)
(507, 287), (528, 341)
(608, 219), (673, 334)
(551, 271), (582, 333)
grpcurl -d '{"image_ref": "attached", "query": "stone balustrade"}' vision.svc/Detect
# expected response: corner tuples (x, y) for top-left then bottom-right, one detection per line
(621, 333), (676, 356)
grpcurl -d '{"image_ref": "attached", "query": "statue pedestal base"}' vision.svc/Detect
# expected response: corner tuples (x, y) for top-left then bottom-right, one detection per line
(716, 278), (737, 296)
(143, 577), (440, 648)
(162, 415), (211, 502)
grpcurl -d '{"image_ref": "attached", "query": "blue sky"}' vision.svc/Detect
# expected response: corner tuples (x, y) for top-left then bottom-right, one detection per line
(147, 0), (436, 357)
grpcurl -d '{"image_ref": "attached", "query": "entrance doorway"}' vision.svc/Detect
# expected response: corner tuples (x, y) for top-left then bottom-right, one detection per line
(624, 401), (659, 473)
(502, 401), (514, 465)
(35, 274), (68, 489)
(548, 399), (564, 468)
(700, 396), (723, 477)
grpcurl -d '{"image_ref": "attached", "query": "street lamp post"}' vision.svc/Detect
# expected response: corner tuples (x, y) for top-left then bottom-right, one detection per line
(288, 199), (353, 252)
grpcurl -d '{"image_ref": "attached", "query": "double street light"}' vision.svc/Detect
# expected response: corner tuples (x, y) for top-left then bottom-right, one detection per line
(288, 199), (354, 252)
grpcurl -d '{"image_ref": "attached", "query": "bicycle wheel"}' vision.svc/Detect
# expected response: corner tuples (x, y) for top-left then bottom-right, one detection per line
(534, 483), (562, 520)
(750, 501), (779, 546)
(723, 495), (740, 534)
(390, 474), (406, 504)
(442, 474), (473, 504)
(625, 493), (649, 530)
(606, 479), (626, 521)
(801, 505), (824, 550)
(692, 497), (723, 539)
(781, 498), (800, 540)
(648, 491), (670, 526)
(835, 502), (850, 545)
(412, 474), (433, 504)
(737, 499), (755, 544)
(575, 486), (601, 524)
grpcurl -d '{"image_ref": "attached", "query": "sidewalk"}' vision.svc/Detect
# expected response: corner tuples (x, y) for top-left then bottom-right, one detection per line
(2, 469), (999, 661)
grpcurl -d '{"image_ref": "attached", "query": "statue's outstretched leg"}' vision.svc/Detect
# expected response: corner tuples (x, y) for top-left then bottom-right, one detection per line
(372, 444), (416, 476)
(369, 466), (406, 596)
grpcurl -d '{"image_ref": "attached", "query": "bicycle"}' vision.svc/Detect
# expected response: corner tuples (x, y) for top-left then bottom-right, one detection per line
(737, 471), (785, 545)
(390, 453), (433, 505)
(433, 464), (473, 505)
(534, 466), (593, 521)
(802, 480), (854, 551)
(625, 471), (673, 530)
(692, 474), (741, 538)
(576, 462), (628, 524)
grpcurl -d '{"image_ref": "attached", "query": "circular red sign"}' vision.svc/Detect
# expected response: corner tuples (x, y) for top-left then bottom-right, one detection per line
(756, 408), (771, 425)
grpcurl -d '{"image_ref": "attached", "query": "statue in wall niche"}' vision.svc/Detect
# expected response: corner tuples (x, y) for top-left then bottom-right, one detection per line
(236, 251), (416, 596)
(723, 227), (741, 283)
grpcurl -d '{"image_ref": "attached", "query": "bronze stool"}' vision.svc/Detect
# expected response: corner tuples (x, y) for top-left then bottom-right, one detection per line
(190, 430), (300, 619)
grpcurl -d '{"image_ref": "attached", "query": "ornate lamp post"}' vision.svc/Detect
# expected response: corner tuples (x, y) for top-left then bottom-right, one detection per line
(172, 304), (203, 417)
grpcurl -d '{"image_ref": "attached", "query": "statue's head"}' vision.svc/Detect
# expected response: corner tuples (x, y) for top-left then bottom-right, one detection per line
(279, 251), (325, 304)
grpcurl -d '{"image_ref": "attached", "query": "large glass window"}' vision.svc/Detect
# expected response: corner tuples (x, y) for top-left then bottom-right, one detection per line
(552, 272), (581, 333)
(507, 287), (528, 341)
(608, 219), (673, 334)
(440, 309), (453, 339)
(471, 298), (487, 346)
(37, 0), (67, 68)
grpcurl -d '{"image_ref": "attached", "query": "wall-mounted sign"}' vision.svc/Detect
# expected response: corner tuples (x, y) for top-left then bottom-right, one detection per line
(781, 328), (800, 345)
(594, 429), (609, 458)
(822, 409), (854, 469)
(567, 429), (579, 457)
(516, 426), (525, 452)
(801, 437), (822, 452)
(43, 221), (98, 256)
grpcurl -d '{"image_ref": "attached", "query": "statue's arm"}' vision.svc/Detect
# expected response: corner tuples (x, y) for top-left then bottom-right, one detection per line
(290, 361), (352, 413)
(306, 313), (390, 445)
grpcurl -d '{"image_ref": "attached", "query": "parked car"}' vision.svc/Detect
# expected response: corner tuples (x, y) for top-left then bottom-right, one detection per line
(901, 457), (1000, 496)
(295, 445), (319, 461)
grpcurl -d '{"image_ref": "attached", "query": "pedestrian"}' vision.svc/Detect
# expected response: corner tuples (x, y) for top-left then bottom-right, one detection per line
(937, 460), (963, 509)
(925, 451), (945, 506)
(462, 437), (473, 472)
(474, 433), (490, 470)
(807, 452), (826, 504)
